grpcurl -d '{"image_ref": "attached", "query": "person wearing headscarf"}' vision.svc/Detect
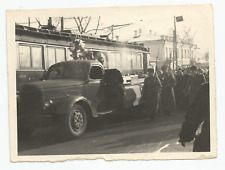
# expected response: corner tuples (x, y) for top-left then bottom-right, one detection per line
(142, 68), (162, 120)
(174, 70), (186, 110)
(185, 66), (206, 106)
(158, 65), (176, 115)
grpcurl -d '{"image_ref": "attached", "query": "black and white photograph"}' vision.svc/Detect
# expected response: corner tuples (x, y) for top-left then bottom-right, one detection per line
(7, 4), (216, 162)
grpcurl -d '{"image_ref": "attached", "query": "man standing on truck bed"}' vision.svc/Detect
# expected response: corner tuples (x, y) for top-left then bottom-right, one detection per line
(142, 68), (162, 121)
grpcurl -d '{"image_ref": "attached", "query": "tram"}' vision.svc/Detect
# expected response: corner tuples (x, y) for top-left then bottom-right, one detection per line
(15, 24), (151, 90)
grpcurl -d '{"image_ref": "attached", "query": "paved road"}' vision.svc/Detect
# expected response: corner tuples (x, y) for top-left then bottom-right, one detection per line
(18, 109), (193, 155)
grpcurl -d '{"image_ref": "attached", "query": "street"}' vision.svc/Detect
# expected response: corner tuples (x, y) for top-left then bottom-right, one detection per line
(18, 109), (193, 155)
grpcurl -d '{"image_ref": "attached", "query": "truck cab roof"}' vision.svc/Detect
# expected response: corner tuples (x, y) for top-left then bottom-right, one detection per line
(46, 60), (103, 81)
(52, 59), (103, 67)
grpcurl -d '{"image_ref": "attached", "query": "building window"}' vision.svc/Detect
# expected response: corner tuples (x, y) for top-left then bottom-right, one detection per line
(166, 47), (168, 59)
(169, 48), (172, 59)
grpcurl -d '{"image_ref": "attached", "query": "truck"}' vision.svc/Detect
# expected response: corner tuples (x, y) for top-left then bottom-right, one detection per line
(18, 60), (144, 138)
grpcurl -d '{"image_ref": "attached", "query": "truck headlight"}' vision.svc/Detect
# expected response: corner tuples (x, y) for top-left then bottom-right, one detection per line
(44, 100), (53, 109)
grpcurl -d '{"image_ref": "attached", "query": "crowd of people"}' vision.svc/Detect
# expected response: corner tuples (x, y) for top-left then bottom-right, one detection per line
(142, 64), (210, 152)
(142, 65), (209, 119)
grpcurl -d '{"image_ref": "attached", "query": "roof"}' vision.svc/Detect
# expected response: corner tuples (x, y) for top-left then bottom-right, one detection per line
(15, 24), (148, 52)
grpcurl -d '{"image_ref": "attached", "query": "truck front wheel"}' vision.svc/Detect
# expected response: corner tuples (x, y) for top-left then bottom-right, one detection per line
(64, 104), (88, 138)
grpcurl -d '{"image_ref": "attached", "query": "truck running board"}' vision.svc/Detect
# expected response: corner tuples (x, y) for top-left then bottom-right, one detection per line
(97, 109), (116, 115)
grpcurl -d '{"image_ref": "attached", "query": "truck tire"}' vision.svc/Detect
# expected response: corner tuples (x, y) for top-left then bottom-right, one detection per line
(63, 104), (88, 138)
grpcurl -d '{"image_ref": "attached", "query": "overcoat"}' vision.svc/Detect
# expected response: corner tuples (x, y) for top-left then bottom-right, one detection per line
(142, 75), (162, 119)
(159, 72), (176, 114)
(179, 83), (210, 152)
(186, 73), (206, 106)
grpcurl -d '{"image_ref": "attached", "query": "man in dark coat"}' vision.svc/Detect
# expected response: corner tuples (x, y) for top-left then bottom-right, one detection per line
(159, 65), (176, 115)
(96, 69), (124, 111)
(174, 70), (186, 110)
(185, 65), (206, 106)
(179, 82), (210, 152)
(142, 68), (162, 121)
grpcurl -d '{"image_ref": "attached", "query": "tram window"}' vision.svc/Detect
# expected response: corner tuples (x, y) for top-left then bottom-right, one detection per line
(115, 53), (122, 69)
(131, 54), (136, 69)
(31, 46), (42, 68)
(136, 54), (142, 68)
(126, 53), (131, 70)
(136, 54), (139, 68)
(56, 48), (66, 62)
(19, 45), (31, 68)
(122, 53), (127, 69)
(109, 53), (116, 68)
(101, 52), (108, 68)
(140, 54), (143, 68)
(48, 48), (56, 67)
(19, 45), (43, 69)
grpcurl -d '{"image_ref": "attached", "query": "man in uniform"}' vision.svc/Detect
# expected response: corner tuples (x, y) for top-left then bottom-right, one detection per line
(159, 65), (176, 115)
(142, 68), (162, 121)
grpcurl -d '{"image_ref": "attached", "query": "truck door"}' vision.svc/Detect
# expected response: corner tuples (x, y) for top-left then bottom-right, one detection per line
(84, 65), (103, 102)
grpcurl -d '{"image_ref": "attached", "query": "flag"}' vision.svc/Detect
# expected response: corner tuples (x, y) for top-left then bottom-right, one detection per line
(176, 16), (183, 22)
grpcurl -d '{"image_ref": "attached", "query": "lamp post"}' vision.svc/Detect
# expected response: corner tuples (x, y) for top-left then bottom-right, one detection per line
(173, 16), (183, 70)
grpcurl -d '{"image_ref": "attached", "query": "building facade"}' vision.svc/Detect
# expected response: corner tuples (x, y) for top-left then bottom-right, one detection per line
(130, 32), (198, 70)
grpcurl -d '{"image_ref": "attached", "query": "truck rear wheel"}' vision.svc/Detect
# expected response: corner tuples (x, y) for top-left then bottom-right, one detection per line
(64, 104), (88, 138)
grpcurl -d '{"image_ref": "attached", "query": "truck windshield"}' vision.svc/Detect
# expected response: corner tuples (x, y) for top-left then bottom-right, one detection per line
(47, 63), (88, 80)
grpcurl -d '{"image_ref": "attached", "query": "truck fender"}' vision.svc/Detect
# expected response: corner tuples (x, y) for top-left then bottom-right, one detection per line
(53, 95), (97, 117)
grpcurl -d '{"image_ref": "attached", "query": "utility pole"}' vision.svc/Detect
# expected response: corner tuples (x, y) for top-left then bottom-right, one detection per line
(173, 16), (183, 70)
(111, 25), (114, 40)
(28, 17), (30, 27)
(173, 16), (177, 70)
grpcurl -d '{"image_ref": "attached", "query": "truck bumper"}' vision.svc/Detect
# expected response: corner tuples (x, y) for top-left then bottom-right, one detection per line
(18, 114), (53, 128)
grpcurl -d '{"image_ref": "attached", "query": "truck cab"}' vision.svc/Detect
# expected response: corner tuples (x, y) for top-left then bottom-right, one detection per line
(18, 60), (144, 138)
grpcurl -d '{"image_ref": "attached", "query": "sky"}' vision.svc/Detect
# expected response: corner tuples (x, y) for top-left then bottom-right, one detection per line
(13, 5), (214, 58)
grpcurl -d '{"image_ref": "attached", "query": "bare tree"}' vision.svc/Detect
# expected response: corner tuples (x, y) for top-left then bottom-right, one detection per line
(73, 16), (92, 34)
(180, 26), (196, 44)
